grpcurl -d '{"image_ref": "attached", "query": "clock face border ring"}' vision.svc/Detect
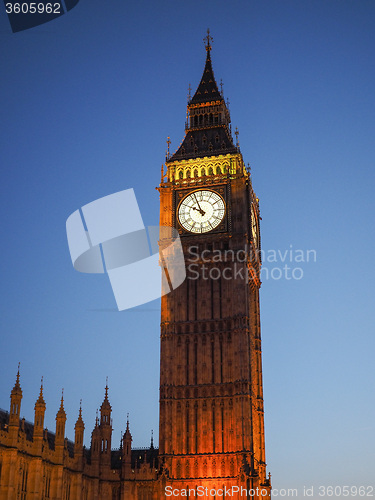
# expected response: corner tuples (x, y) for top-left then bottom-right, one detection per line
(176, 188), (226, 234)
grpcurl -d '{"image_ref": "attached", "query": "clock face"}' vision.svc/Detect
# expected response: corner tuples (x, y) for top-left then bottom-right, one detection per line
(178, 189), (226, 233)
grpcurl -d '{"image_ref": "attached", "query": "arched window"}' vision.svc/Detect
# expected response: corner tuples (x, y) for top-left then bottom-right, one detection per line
(201, 168), (206, 176)
(194, 169), (198, 178)
(179, 170), (183, 180)
(208, 167), (214, 175)
(216, 166), (221, 174)
(186, 170), (191, 178)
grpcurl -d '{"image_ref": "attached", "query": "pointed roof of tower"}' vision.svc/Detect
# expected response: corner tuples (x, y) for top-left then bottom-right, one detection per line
(11, 363), (22, 397)
(124, 413), (132, 439)
(189, 36), (222, 105)
(167, 31), (237, 163)
(75, 399), (84, 429)
(100, 379), (112, 412)
(56, 389), (66, 420)
(35, 377), (45, 407)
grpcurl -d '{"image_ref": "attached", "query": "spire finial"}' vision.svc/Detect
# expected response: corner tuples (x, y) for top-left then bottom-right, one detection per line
(59, 388), (65, 411)
(166, 137), (171, 160)
(204, 28), (213, 52)
(35, 376), (45, 405)
(79, 399), (82, 417)
(235, 127), (239, 148)
(187, 83), (192, 102)
(220, 79), (224, 97)
(126, 412), (130, 431)
(151, 429), (154, 448)
(11, 362), (22, 396)
(16, 363), (21, 385)
(105, 377), (109, 398)
(39, 376), (44, 397)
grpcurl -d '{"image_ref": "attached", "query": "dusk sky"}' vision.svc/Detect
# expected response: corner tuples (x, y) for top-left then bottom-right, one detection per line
(1, 0), (374, 496)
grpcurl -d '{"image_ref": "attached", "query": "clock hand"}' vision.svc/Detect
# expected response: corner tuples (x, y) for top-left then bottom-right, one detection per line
(193, 193), (205, 215)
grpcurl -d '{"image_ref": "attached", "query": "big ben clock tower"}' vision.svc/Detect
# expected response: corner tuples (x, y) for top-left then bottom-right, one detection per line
(158, 31), (271, 498)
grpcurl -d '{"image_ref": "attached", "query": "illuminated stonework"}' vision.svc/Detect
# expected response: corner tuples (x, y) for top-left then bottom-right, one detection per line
(158, 36), (271, 499)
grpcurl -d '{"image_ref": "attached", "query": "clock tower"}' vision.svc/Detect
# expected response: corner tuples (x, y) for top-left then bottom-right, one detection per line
(158, 32), (271, 498)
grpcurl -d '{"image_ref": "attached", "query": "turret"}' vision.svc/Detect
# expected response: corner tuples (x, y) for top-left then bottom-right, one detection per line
(74, 400), (85, 464)
(122, 415), (132, 476)
(55, 389), (66, 462)
(99, 381), (112, 468)
(33, 377), (46, 453)
(91, 410), (101, 469)
(9, 364), (22, 445)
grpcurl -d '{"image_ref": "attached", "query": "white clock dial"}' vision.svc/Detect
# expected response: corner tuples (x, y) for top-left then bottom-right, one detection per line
(178, 190), (226, 233)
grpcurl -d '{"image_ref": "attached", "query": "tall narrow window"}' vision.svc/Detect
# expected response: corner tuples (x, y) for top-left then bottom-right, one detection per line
(186, 341), (190, 385)
(221, 406), (225, 452)
(212, 406), (216, 452)
(195, 406), (198, 453)
(194, 341), (198, 385)
(220, 339), (223, 383)
(186, 407), (190, 454)
(194, 279), (198, 320)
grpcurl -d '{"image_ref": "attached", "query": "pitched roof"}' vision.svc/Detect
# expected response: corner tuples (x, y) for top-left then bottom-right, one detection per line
(189, 49), (223, 105)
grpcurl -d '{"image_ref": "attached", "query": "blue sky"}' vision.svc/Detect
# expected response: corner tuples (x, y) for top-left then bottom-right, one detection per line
(1, 0), (374, 494)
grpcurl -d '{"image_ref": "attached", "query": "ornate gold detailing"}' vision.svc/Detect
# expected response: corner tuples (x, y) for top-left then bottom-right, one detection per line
(204, 28), (213, 52)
